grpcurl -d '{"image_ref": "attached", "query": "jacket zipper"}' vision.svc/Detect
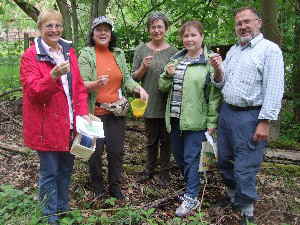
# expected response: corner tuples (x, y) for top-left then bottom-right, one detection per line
(41, 104), (46, 144)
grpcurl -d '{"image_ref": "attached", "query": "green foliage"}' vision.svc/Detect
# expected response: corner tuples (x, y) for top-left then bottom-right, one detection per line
(0, 56), (21, 93)
(0, 184), (47, 225)
(269, 104), (300, 150)
(0, 184), (212, 225)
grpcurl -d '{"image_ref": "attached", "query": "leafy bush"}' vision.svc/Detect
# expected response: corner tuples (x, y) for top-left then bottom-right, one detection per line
(269, 106), (300, 150)
(0, 56), (21, 94)
(0, 184), (47, 225)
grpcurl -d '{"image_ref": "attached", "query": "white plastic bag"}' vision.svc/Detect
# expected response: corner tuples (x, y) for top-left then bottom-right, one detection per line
(199, 132), (218, 173)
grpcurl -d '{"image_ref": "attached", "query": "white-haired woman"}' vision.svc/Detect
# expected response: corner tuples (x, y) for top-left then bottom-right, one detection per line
(20, 9), (88, 225)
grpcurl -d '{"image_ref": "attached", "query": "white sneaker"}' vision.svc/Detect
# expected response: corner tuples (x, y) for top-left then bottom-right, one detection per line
(175, 195), (199, 217)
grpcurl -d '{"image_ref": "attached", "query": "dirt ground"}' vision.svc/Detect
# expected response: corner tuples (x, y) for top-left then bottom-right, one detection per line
(0, 99), (299, 225)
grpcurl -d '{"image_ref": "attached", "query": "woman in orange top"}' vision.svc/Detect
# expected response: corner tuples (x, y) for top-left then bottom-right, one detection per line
(79, 16), (148, 199)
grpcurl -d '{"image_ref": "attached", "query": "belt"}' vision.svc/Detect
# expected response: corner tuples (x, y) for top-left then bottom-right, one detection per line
(227, 104), (262, 111)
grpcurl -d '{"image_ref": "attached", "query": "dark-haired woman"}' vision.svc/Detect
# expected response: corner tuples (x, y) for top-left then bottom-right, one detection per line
(79, 16), (148, 199)
(133, 12), (177, 186)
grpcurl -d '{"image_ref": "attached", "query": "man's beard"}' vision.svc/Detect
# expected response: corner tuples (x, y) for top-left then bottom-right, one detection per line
(238, 31), (260, 44)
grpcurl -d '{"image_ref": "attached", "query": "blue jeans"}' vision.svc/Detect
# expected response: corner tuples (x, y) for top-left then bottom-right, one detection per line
(217, 103), (266, 208)
(170, 118), (205, 198)
(38, 151), (74, 222)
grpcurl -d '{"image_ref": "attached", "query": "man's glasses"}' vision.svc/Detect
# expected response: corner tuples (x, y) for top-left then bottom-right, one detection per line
(44, 24), (63, 30)
(235, 18), (259, 28)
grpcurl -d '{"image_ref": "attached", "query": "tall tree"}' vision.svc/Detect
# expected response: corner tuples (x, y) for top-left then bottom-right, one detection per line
(292, 0), (300, 122)
(56, 0), (73, 40)
(261, 0), (283, 140)
(89, 0), (110, 23)
(261, 0), (282, 45)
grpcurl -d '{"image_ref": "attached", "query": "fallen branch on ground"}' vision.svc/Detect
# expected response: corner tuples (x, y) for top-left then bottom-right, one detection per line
(0, 88), (22, 99)
(0, 142), (28, 155)
(140, 188), (184, 210)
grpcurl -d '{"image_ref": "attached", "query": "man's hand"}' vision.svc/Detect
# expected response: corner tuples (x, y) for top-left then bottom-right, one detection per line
(253, 120), (270, 142)
(209, 54), (224, 82)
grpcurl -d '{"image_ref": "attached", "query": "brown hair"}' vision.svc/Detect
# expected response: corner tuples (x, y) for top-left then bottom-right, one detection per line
(37, 9), (63, 30)
(234, 7), (260, 18)
(180, 20), (204, 38)
(147, 12), (169, 31)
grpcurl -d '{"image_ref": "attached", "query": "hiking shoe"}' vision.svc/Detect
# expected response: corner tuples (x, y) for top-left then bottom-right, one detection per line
(240, 215), (255, 225)
(175, 195), (199, 217)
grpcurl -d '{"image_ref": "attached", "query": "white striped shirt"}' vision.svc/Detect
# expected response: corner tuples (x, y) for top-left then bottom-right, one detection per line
(215, 34), (284, 120)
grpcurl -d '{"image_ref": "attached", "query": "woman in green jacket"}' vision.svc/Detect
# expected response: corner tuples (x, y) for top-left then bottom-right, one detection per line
(159, 20), (222, 216)
(78, 16), (148, 199)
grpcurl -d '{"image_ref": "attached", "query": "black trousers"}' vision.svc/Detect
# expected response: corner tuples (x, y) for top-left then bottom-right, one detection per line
(144, 118), (171, 175)
(88, 114), (125, 189)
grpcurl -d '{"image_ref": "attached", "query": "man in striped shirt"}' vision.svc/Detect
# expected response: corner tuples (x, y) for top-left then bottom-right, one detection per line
(210, 6), (284, 225)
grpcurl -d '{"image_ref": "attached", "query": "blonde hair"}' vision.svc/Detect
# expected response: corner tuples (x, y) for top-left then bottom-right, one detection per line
(37, 9), (63, 30)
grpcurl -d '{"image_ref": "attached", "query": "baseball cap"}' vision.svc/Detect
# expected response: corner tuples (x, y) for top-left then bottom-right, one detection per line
(91, 16), (113, 30)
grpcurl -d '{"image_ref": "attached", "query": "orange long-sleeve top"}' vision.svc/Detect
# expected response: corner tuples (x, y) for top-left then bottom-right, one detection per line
(94, 45), (123, 116)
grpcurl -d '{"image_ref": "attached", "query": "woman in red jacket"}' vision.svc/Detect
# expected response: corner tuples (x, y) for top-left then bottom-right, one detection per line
(20, 9), (88, 225)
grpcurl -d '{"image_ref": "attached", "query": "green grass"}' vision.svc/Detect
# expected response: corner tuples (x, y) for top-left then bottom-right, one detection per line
(0, 57), (21, 99)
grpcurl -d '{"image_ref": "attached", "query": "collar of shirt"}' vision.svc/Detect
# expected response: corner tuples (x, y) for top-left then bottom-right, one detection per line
(41, 39), (63, 56)
(237, 33), (264, 50)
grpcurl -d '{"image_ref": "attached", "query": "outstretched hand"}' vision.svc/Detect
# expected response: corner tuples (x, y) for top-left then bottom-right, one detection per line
(134, 86), (149, 102)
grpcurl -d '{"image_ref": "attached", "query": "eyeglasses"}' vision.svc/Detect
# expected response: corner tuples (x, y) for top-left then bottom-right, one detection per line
(44, 23), (63, 30)
(235, 18), (259, 27)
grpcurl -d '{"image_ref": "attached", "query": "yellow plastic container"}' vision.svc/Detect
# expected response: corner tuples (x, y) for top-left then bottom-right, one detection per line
(131, 99), (147, 118)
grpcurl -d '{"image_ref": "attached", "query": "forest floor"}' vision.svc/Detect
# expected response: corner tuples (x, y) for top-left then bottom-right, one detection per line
(0, 99), (299, 225)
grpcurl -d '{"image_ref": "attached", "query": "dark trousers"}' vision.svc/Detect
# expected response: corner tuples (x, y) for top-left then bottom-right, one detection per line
(170, 118), (206, 198)
(38, 151), (74, 223)
(144, 118), (171, 175)
(89, 114), (125, 190)
(217, 103), (266, 207)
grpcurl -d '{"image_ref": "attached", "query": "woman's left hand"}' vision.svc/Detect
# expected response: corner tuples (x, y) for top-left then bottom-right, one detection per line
(134, 86), (149, 102)
(207, 128), (216, 135)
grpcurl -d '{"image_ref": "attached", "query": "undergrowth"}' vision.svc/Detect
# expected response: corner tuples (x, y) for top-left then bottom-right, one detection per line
(0, 184), (210, 225)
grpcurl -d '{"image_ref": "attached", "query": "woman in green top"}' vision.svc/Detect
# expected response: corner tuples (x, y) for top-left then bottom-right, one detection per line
(132, 12), (177, 185)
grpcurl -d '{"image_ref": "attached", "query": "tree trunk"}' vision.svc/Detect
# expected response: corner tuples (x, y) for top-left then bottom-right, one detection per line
(89, 0), (110, 25)
(261, 0), (282, 45)
(292, 1), (300, 122)
(261, 0), (282, 141)
(87, 0), (110, 42)
(70, 0), (79, 50)
(12, 0), (39, 22)
(56, 0), (73, 41)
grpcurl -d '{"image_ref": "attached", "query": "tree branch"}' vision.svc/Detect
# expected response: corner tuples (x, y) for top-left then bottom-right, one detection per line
(12, 0), (40, 22)
(132, 0), (168, 32)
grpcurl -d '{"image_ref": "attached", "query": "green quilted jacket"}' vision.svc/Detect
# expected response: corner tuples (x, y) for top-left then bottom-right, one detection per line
(159, 47), (222, 133)
(78, 46), (139, 113)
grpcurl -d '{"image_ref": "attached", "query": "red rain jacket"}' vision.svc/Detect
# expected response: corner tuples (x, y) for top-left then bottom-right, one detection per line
(20, 37), (88, 151)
